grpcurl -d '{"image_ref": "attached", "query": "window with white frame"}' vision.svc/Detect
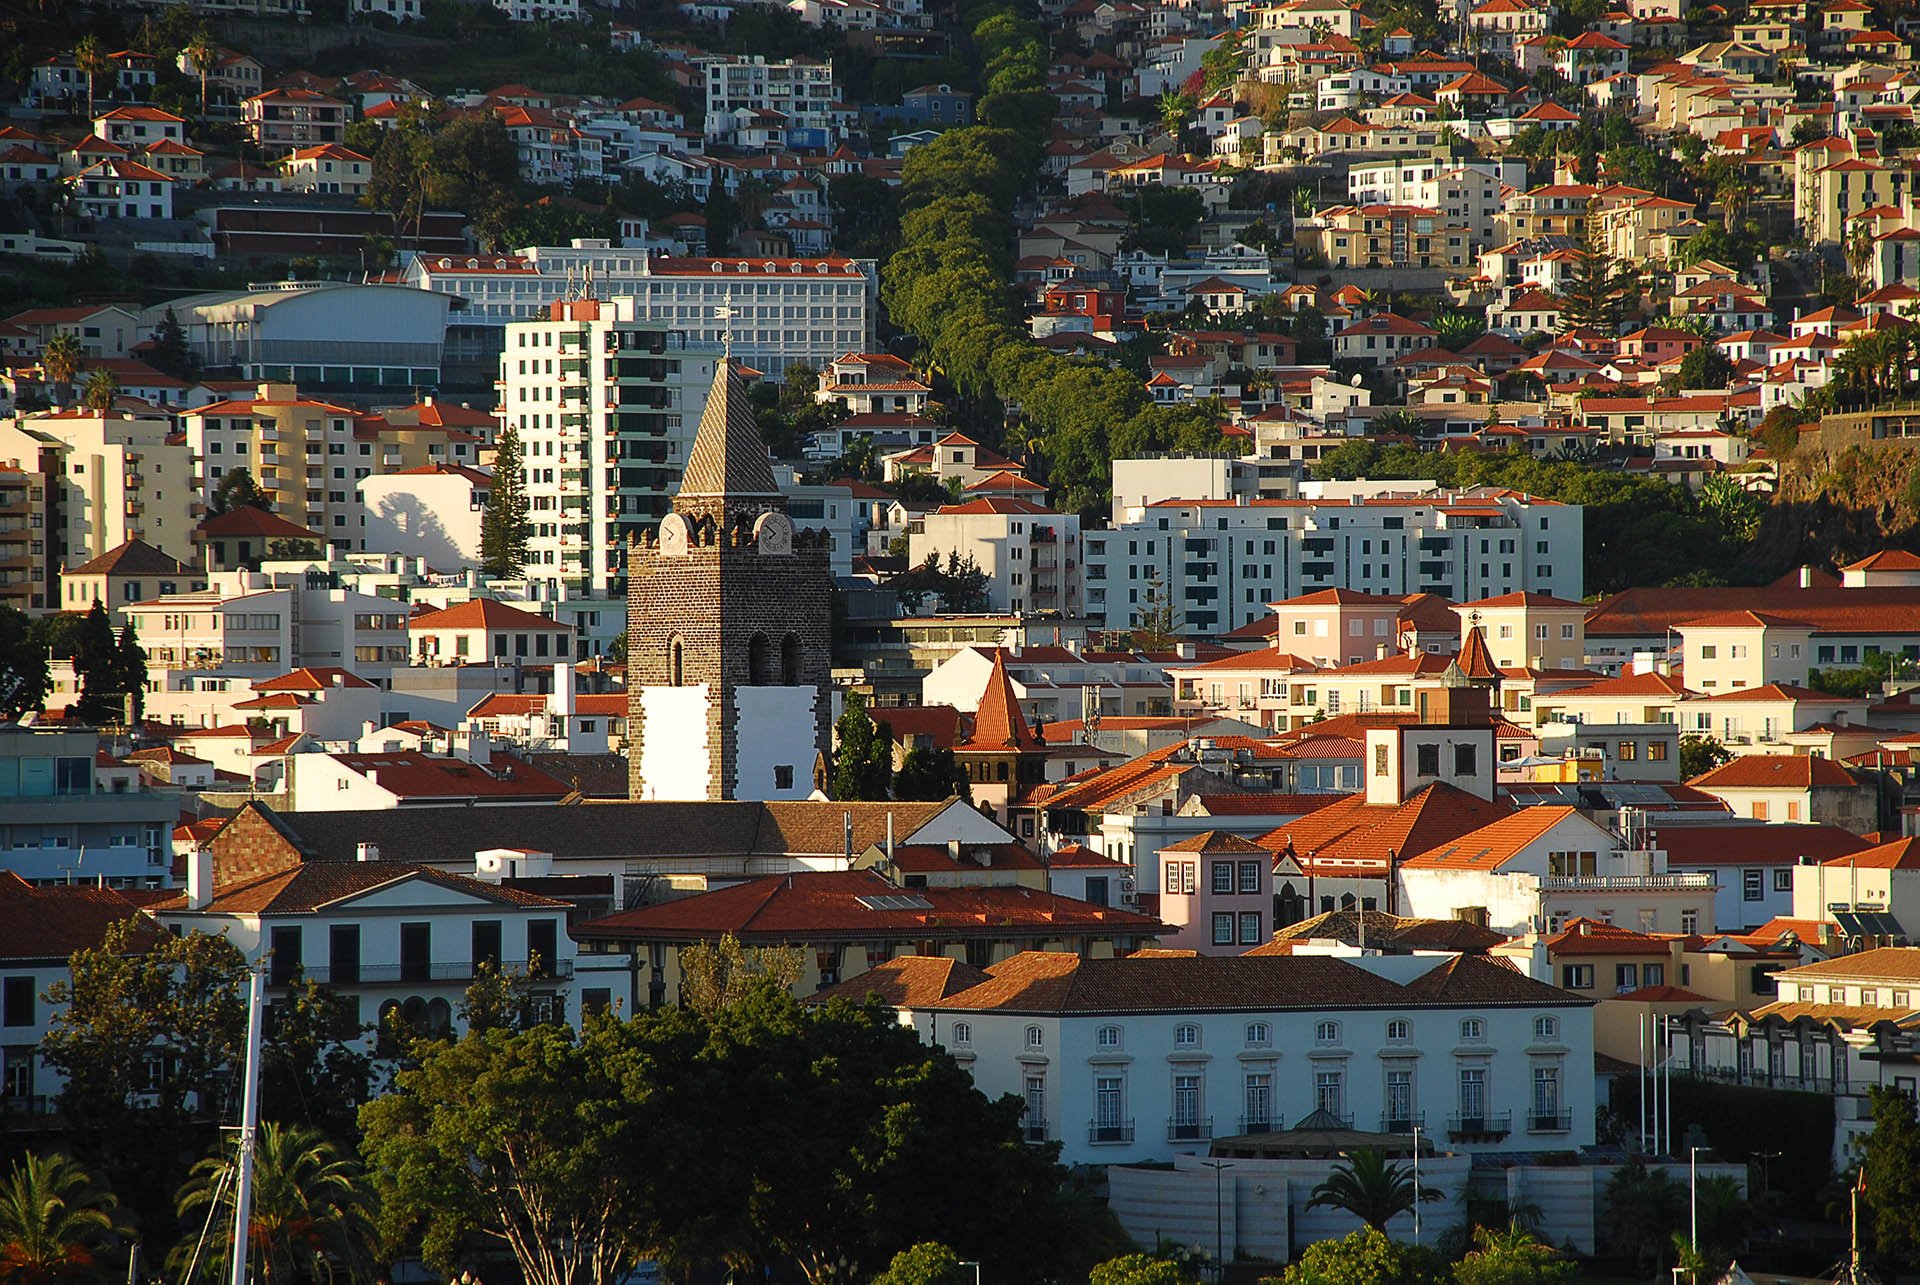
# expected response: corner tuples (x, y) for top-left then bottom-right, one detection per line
(951, 1021), (971, 1047)
(1175, 1023), (1200, 1048)
(1245, 1021), (1271, 1046)
(1315, 1020), (1340, 1045)
(1024, 1025), (1044, 1051)
(1460, 1018), (1486, 1042)
(1097, 1024), (1122, 1050)
(1533, 1015), (1558, 1041)
(1386, 1018), (1410, 1043)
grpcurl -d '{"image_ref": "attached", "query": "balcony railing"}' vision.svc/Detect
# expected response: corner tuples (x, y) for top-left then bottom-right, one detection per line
(272, 958), (575, 985)
(1239, 1114), (1280, 1135)
(1088, 1119), (1135, 1145)
(1540, 872), (1715, 892)
(1022, 1118), (1049, 1143)
(1380, 1111), (1425, 1133)
(1528, 1110), (1572, 1133)
(1446, 1111), (1513, 1140)
(1167, 1115), (1213, 1142)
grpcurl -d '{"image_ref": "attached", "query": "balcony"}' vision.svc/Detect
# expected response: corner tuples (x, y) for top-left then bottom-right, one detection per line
(1238, 1114), (1280, 1135)
(1022, 1118), (1049, 1143)
(1540, 872), (1715, 893)
(1088, 1119), (1135, 1145)
(1527, 1110), (1572, 1133)
(1167, 1116), (1213, 1143)
(271, 958), (576, 986)
(1379, 1111), (1425, 1133)
(1446, 1111), (1513, 1141)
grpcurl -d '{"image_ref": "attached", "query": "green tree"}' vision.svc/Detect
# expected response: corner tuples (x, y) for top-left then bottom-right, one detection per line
(72, 35), (109, 118)
(1092, 1253), (1191, 1285)
(39, 923), (249, 1220)
(182, 31), (215, 117)
(1863, 1086), (1920, 1260)
(1601, 1161), (1685, 1274)
(1453, 1223), (1575, 1285)
(0, 1153), (128, 1285)
(70, 602), (123, 726)
(41, 333), (82, 394)
(1680, 733), (1731, 780)
(1665, 345), (1734, 391)
(1307, 1148), (1437, 1231)
(1696, 475), (1762, 542)
(260, 981), (372, 1145)
(894, 746), (970, 802)
(0, 605), (51, 719)
(79, 370), (117, 413)
(833, 690), (894, 801)
(113, 624), (145, 725)
(1130, 573), (1182, 651)
(359, 1023), (645, 1285)
(480, 426), (529, 578)
(1432, 310), (1487, 351)
(677, 934), (806, 1014)
(170, 1125), (377, 1285)
(1559, 203), (1637, 333)
(210, 467), (270, 515)
(147, 308), (197, 381)
(1273, 1227), (1443, 1285)
(874, 1242), (972, 1285)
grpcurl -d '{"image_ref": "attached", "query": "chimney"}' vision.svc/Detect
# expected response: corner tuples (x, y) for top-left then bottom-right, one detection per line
(948, 838), (963, 864)
(1799, 564), (1813, 589)
(1578, 919), (1592, 936)
(187, 849), (213, 910)
(356, 842), (380, 863)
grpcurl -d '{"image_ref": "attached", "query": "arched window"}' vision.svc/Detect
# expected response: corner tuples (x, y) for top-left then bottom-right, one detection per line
(1315, 1020), (1341, 1045)
(951, 1021), (972, 1047)
(425, 997), (453, 1038)
(748, 632), (771, 685)
(669, 637), (684, 686)
(1461, 1018), (1486, 1042)
(1024, 1025), (1044, 1051)
(1245, 1022), (1271, 1046)
(1386, 1019), (1410, 1043)
(1533, 1015), (1559, 1041)
(781, 634), (801, 685)
(1097, 1025), (1122, 1049)
(1339, 892), (1357, 910)
(1174, 1023), (1200, 1048)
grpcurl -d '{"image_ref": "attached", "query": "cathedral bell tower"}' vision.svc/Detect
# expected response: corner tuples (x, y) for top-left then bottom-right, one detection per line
(625, 360), (833, 800)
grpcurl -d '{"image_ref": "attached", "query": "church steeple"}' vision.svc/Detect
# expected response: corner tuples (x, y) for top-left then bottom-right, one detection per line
(676, 359), (780, 505)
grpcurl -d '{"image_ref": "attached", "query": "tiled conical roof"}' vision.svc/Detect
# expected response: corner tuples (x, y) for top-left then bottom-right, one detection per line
(1458, 623), (1500, 682)
(962, 649), (1045, 751)
(678, 359), (779, 499)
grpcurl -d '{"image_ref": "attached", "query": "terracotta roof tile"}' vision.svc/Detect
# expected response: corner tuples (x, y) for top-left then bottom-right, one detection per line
(0, 873), (167, 962)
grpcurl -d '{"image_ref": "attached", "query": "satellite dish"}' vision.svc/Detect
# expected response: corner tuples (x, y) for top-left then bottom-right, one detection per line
(1350, 373), (1364, 386)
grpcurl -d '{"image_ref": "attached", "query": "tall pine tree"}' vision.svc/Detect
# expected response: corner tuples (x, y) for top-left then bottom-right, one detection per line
(832, 691), (895, 800)
(1559, 199), (1638, 334)
(72, 601), (123, 725)
(480, 427), (529, 578)
(115, 623), (147, 724)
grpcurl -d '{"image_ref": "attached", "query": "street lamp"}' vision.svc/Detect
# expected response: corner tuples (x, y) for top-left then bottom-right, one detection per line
(1411, 1125), (1423, 1249)
(1689, 1145), (1708, 1284)
(1200, 1159), (1234, 1284)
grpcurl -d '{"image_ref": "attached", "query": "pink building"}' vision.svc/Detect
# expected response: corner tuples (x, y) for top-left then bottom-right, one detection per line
(1157, 831), (1272, 954)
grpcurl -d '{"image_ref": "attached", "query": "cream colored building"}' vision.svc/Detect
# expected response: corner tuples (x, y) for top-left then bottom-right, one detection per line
(1454, 591), (1587, 671)
(1674, 611), (1815, 691)
(1, 407), (199, 567)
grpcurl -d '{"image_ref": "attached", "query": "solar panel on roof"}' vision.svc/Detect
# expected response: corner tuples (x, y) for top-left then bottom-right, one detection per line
(1835, 910), (1906, 939)
(857, 894), (934, 911)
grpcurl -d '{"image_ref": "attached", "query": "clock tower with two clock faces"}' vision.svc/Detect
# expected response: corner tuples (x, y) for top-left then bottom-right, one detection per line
(625, 359), (833, 801)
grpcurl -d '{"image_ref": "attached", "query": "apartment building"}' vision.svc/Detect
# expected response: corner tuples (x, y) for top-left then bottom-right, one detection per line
(241, 88), (347, 153)
(498, 297), (721, 597)
(0, 726), (176, 887)
(2, 407), (198, 567)
(403, 243), (876, 389)
(1084, 490), (1583, 636)
(908, 499), (1083, 617)
(123, 569), (412, 681)
(1295, 205), (1473, 270)
(0, 464), (52, 612)
(702, 56), (838, 148)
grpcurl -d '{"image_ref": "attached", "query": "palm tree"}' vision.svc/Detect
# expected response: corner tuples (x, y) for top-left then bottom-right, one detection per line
(41, 333), (82, 400)
(1158, 90), (1191, 149)
(170, 1124), (378, 1285)
(72, 36), (109, 119)
(183, 31), (216, 118)
(1844, 218), (1875, 290)
(80, 369), (117, 413)
(1306, 1147), (1436, 1231)
(0, 1153), (128, 1285)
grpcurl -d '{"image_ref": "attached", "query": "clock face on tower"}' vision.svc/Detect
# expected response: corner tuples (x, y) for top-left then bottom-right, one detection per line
(754, 510), (793, 555)
(658, 512), (689, 558)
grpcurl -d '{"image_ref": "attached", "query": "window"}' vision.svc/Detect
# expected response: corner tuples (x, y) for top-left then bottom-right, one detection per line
(1533, 1016), (1559, 1041)
(1212, 913), (1235, 945)
(1240, 912), (1262, 944)
(1094, 1075), (1126, 1139)
(1315, 1020), (1341, 1045)
(1460, 1018), (1485, 1042)
(1454, 744), (1477, 775)
(1417, 743), (1440, 775)
(1561, 964), (1594, 990)
(1532, 1067), (1561, 1127)
(951, 1021), (972, 1047)
(1213, 862), (1234, 894)
(268, 925), (302, 987)
(1245, 1072), (1274, 1130)
(1458, 1067), (1486, 1121)
(1648, 740), (1668, 761)
(1315, 1069), (1344, 1117)
(1245, 1022), (1271, 1046)
(1239, 860), (1262, 893)
(1618, 740), (1638, 761)
(1743, 869), (1763, 901)
(1, 977), (32, 1028)
(1175, 1023), (1200, 1049)
(1024, 1025), (1044, 1052)
(1386, 1018), (1410, 1043)
(1681, 908), (1699, 934)
(1097, 1025), (1122, 1049)
(1774, 868), (1792, 892)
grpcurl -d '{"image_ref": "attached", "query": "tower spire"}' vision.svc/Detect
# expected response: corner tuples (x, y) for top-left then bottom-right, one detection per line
(677, 358), (780, 501)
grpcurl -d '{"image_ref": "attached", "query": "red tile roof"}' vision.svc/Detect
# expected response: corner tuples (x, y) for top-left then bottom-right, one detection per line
(409, 599), (574, 633)
(1261, 782), (1509, 870)
(812, 955), (993, 1006)
(1821, 836), (1920, 869)
(323, 751), (572, 800)
(575, 871), (1162, 942)
(1689, 755), (1861, 789)
(961, 650), (1045, 752)
(1655, 822), (1870, 866)
(159, 860), (569, 916)
(0, 873), (167, 962)
(1400, 805), (1585, 869)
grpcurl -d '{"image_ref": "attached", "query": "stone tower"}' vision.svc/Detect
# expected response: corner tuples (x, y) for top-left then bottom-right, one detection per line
(625, 360), (833, 801)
